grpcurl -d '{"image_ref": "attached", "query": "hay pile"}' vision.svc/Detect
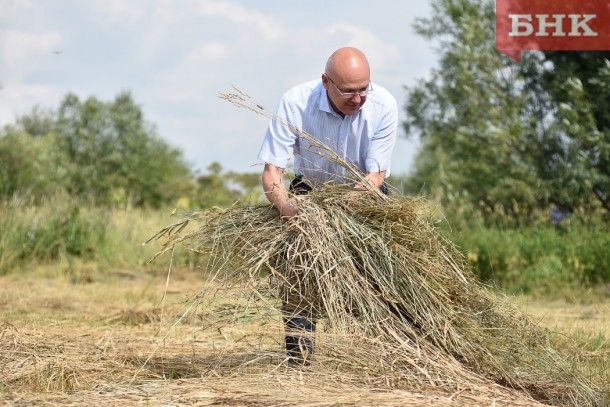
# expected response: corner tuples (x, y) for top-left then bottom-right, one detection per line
(150, 190), (602, 406)
(146, 90), (605, 406)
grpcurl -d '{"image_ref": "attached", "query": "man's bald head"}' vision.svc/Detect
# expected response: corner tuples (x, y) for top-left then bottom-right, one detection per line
(325, 47), (370, 82)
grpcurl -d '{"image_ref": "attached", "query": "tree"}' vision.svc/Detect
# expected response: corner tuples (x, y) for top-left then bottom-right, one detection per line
(404, 0), (544, 225)
(193, 162), (247, 208)
(55, 92), (193, 207)
(226, 171), (264, 202)
(524, 52), (610, 213)
(403, 0), (610, 224)
(15, 106), (55, 137)
(1, 91), (261, 209)
(0, 128), (66, 198)
(0, 105), (67, 199)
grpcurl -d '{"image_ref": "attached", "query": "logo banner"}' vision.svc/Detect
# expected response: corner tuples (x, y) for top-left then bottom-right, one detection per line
(496, 0), (610, 61)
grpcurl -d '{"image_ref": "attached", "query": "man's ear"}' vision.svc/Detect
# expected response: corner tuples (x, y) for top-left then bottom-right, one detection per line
(321, 73), (329, 90)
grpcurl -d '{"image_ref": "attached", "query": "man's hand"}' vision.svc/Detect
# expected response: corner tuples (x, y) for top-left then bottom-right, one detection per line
(277, 197), (299, 218)
(349, 170), (386, 197)
(361, 171), (386, 190)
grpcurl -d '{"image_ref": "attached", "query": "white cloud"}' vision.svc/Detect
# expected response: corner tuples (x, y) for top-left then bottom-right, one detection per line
(193, 0), (285, 45)
(322, 23), (401, 69)
(0, 29), (62, 68)
(0, 0), (34, 21)
(272, 22), (404, 92)
(0, 0), (435, 175)
(89, 0), (147, 24)
(0, 83), (61, 124)
(196, 42), (230, 62)
(150, 0), (180, 28)
(135, 0), (181, 61)
(153, 41), (231, 102)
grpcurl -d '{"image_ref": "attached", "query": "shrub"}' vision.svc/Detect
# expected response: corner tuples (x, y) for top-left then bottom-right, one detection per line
(451, 222), (610, 295)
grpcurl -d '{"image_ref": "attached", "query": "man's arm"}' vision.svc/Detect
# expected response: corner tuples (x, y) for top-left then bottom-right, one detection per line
(262, 163), (299, 218)
(364, 89), (398, 185)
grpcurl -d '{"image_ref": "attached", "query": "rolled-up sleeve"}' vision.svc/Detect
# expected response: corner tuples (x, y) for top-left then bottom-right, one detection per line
(365, 97), (398, 176)
(258, 97), (298, 169)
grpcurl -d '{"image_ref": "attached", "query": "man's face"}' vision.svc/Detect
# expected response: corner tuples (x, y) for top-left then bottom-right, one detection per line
(323, 74), (370, 116)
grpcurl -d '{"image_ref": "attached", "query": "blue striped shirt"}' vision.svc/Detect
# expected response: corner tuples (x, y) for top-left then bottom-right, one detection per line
(258, 79), (398, 186)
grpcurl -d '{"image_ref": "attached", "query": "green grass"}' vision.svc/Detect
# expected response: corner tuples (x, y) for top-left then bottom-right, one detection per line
(0, 194), (194, 277)
(450, 222), (610, 297)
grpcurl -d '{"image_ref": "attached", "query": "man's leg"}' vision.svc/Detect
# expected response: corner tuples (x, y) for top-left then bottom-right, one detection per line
(281, 176), (387, 364)
(283, 313), (316, 364)
(283, 176), (316, 364)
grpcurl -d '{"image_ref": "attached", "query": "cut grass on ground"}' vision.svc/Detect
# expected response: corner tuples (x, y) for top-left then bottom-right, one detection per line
(1, 268), (608, 406)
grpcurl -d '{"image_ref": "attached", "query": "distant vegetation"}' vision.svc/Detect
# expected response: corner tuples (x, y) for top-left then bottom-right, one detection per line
(0, 91), (262, 209)
(402, 0), (610, 227)
(393, 0), (610, 295)
(449, 220), (610, 297)
(0, 92), (263, 278)
(1, 0), (609, 295)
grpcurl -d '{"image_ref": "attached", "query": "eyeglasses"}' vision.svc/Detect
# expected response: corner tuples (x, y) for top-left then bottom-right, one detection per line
(326, 75), (373, 98)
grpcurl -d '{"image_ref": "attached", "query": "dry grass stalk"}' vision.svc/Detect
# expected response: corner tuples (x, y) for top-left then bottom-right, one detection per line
(1, 279), (606, 405)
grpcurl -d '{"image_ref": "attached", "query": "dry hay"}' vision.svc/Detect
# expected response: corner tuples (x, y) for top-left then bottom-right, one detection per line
(146, 189), (605, 406)
(0, 320), (549, 406)
(141, 89), (608, 406)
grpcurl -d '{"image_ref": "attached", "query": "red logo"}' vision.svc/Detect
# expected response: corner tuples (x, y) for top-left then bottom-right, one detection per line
(496, 0), (610, 61)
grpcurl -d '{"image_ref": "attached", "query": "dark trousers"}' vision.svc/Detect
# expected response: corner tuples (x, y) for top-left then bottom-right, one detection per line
(283, 176), (388, 363)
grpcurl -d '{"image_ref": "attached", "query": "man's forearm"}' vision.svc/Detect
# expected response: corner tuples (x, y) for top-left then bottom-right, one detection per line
(264, 179), (289, 209)
(262, 164), (298, 217)
(263, 165), (286, 205)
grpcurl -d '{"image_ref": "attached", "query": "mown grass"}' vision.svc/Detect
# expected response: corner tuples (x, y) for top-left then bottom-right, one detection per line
(518, 298), (610, 397)
(1, 267), (607, 405)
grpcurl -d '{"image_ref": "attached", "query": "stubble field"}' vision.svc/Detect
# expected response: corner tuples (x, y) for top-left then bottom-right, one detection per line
(1, 267), (608, 406)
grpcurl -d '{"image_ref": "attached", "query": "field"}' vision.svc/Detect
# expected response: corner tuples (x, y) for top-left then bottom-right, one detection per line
(1, 265), (608, 406)
(1, 198), (609, 406)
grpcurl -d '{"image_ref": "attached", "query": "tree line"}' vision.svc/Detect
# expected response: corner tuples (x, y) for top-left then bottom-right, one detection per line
(0, 92), (260, 209)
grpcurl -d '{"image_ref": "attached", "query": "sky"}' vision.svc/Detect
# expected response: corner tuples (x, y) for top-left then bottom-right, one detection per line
(0, 0), (439, 176)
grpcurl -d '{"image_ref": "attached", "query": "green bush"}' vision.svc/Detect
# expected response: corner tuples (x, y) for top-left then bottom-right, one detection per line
(0, 195), (108, 273)
(0, 194), (205, 275)
(450, 221), (610, 295)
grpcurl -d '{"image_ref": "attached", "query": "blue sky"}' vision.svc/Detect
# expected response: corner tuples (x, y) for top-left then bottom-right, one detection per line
(0, 0), (438, 176)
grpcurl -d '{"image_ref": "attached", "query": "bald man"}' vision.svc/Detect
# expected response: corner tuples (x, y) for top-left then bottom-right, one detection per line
(258, 47), (398, 364)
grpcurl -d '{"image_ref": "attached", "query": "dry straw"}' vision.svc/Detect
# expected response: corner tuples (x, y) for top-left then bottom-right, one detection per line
(146, 89), (605, 406)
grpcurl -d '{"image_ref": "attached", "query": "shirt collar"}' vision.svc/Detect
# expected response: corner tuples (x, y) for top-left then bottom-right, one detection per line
(318, 84), (335, 114)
